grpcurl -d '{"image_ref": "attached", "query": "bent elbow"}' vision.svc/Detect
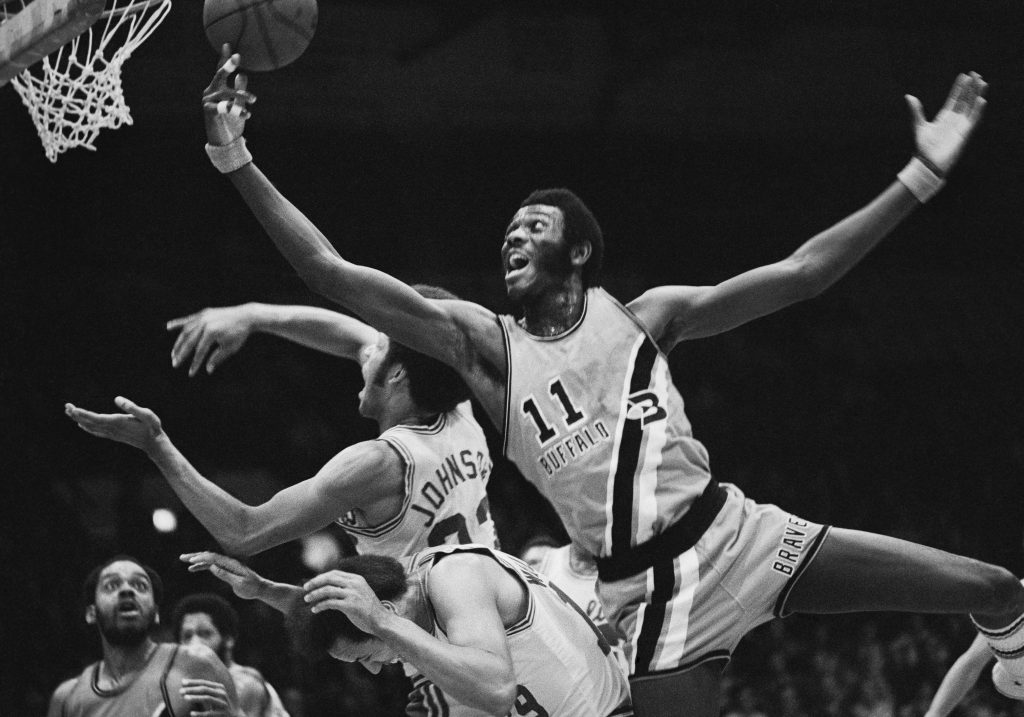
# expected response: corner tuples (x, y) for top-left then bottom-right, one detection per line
(790, 257), (830, 301)
(301, 254), (350, 301)
(485, 682), (518, 716)
(218, 516), (263, 557)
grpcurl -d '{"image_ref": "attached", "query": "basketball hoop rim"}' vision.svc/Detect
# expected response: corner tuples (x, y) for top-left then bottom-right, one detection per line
(100, 0), (168, 20)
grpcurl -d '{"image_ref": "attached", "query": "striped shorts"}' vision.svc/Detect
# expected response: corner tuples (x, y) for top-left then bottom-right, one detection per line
(596, 482), (829, 678)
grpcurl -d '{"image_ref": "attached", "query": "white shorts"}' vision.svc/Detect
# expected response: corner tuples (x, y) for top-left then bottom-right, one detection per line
(596, 482), (830, 678)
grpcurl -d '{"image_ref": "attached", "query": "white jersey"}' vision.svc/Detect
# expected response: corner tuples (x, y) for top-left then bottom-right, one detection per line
(500, 287), (712, 560)
(337, 401), (498, 555)
(535, 545), (628, 675)
(404, 544), (633, 717)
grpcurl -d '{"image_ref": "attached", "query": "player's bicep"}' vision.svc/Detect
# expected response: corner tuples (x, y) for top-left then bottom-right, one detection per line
(248, 442), (401, 547)
(631, 258), (809, 349)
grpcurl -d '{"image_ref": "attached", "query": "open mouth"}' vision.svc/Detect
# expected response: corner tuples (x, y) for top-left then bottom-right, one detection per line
(117, 601), (141, 617)
(505, 253), (529, 276)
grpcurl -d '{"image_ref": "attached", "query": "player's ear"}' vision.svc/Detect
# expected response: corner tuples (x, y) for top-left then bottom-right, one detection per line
(225, 636), (236, 653)
(153, 611), (160, 627)
(570, 240), (592, 268)
(85, 604), (96, 625)
(389, 364), (407, 385)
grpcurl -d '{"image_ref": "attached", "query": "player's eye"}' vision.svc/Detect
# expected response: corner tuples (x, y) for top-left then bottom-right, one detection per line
(130, 579), (151, 592)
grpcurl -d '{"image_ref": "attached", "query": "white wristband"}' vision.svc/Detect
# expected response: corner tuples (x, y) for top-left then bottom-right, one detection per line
(897, 156), (945, 204)
(205, 136), (252, 174)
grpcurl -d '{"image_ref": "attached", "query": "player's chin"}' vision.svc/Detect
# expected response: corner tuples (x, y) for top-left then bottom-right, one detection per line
(504, 273), (529, 301)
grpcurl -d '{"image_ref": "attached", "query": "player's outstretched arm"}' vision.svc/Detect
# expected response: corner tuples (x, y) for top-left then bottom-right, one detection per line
(168, 303), (378, 377)
(66, 398), (401, 556)
(304, 556), (518, 715)
(200, 48), (506, 393)
(182, 551), (305, 616)
(629, 72), (987, 352)
(924, 633), (992, 717)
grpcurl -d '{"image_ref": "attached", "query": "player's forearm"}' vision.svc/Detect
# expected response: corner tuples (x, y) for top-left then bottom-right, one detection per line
(374, 613), (517, 715)
(227, 164), (359, 301)
(788, 180), (919, 297)
(255, 578), (305, 615)
(247, 302), (373, 361)
(226, 164), (444, 352)
(145, 436), (257, 555)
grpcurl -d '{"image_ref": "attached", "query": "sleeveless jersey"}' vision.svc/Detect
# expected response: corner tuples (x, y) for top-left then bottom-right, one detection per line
(336, 401), (498, 555)
(59, 643), (180, 717)
(535, 545), (628, 674)
(499, 287), (712, 559)
(405, 544), (633, 717)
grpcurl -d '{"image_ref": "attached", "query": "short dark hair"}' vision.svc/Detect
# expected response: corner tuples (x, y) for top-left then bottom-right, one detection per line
(520, 188), (603, 288)
(384, 284), (470, 413)
(83, 554), (164, 608)
(293, 554), (409, 658)
(170, 593), (239, 641)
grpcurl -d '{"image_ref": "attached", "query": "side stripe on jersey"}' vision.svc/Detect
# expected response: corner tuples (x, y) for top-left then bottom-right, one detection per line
(631, 558), (675, 676)
(499, 315), (515, 455)
(609, 335), (660, 557)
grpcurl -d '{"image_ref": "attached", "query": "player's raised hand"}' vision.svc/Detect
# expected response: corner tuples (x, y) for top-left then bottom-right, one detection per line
(202, 43), (256, 147)
(65, 397), (166, 453)
(168, 306), (254, 376)
(303, 570), (391, 635)
(180, 678), (236, 717)
(906, 72), (987, 175)
(181, 551), (263, 601)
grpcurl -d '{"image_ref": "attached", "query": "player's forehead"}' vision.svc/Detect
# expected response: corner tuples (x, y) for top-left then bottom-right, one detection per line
(99, 560), (150, 584)
(181, 612), (216, 631)
(506, 204), (563, 231)
(329, 636), (384, 662)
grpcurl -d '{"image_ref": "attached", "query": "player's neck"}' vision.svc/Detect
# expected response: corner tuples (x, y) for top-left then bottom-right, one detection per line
(100, 639), (158, 686)
(378, 400), (439, 432)
(519, 280), (586, 337)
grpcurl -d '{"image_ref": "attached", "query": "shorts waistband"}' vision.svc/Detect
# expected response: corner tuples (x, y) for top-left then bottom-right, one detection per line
(596, 479), (728, 582)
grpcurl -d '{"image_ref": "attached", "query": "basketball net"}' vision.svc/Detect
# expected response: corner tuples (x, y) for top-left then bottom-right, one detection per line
(2, 0), (171, 163)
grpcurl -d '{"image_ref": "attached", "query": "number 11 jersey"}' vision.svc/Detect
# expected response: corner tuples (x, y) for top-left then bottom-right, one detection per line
(500, 287), (712, 561)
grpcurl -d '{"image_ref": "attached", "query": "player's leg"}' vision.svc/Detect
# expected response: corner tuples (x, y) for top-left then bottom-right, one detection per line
(783, 527), (1022, 622)
(784, 527), (1024, 695)
(629, 662), (721, 717)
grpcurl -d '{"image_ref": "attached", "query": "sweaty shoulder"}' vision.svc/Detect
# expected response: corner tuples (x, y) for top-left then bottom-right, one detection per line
(444, 300), (505, 366)
(626, 285), (709, 350)
(46, 676), (79, 717)
(428, 551), (508, 599)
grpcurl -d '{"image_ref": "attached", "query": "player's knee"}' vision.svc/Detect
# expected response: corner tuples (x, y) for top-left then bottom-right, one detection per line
(977, 564), (1024, 616)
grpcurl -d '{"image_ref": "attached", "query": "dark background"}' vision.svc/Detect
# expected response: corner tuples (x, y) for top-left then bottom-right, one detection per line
(2, 1), (1023, 714)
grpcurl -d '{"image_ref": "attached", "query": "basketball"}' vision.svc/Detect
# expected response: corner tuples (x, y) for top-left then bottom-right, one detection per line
(203, 0), (318, 72)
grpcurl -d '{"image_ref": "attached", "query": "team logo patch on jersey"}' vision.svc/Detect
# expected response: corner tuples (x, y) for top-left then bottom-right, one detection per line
(625, 390), (667, 427)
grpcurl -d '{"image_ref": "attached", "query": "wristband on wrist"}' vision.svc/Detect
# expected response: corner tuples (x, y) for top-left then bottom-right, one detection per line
(897, 156), (945, 203)
(205, 136), (252, 174)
